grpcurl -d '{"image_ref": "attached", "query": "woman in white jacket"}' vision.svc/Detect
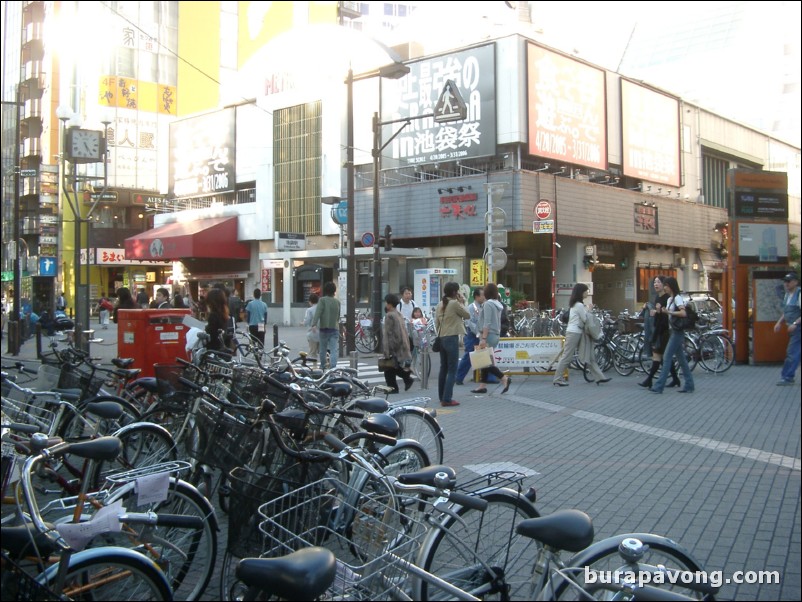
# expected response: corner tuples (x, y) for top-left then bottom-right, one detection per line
(473, 283), (511, 394)
(552, 283), (609, 386)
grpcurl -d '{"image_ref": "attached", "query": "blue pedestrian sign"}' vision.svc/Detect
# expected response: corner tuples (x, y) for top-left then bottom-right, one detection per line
(361, 232), (375, 247)
(39, 256), (57, 277)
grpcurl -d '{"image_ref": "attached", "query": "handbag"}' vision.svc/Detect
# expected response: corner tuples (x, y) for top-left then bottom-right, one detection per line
(377, 357), (396, 372)
(469, 347), (493, 370)
(431, 318), (442, 352)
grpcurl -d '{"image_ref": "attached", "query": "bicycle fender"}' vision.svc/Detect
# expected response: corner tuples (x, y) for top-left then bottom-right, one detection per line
(377, 438), (431, 467)
(564, 532), (717, 594)
(36, 545), (171, 587)
(106, 477), (220, 532)
(387, 405), (445, 439)
(110, 421), (174, 445)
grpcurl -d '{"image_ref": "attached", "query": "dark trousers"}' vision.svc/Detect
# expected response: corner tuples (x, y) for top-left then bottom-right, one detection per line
(249, 325), (265, 347)
(384, 367), (413, 392)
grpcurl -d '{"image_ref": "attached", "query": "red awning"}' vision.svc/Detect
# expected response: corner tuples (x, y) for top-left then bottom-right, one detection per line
(125, 216), (250, 260)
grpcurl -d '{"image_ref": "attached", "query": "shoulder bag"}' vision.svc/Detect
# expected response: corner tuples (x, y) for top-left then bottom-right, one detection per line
(431, 317), (442, 352)
(377, 357), (397, 372)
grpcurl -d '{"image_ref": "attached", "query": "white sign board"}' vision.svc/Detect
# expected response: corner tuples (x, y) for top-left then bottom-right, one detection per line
(491, 337), (565, 373)
(275, 232), (306, 251)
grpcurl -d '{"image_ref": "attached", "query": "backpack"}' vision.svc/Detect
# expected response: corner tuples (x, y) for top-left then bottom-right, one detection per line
(500, 304), (510, 337)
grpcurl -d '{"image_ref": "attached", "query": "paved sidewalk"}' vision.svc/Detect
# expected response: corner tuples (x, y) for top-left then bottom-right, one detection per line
(5, 324), (800, 600)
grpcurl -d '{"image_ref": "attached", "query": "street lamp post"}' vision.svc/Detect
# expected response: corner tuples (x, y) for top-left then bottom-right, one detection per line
(56, 105), (109, 352)
(344, 61), (409, 354)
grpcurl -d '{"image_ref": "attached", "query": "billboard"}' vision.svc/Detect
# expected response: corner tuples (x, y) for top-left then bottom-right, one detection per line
(527, 44), (607, 170)
(621, 80), (680, 187)
(169, 108), (236, 198)
(383, 44), (496, 166)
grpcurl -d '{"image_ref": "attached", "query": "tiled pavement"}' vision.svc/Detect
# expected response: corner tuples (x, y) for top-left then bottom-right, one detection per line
(6, 324), (799, 600)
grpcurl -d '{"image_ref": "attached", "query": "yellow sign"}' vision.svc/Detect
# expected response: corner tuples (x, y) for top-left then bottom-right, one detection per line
(470, 260), (486, 287)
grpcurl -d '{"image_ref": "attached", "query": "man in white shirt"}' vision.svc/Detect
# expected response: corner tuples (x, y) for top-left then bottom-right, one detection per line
(396, 286), (417, 322)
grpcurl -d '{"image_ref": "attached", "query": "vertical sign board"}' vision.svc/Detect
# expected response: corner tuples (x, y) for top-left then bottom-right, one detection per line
(727, 169), (789, 363)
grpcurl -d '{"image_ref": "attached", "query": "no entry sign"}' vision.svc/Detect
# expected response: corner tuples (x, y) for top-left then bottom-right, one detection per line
(535, 201), (552, 220)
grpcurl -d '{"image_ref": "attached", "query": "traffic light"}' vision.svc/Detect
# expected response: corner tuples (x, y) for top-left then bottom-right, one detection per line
(384, 225), (393, 251)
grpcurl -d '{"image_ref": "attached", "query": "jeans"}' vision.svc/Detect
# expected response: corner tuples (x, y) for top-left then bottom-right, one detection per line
(652, 329), (694, 392)
(319, 328), (339, 370)
(781, 326), (801, 382)
(438, 335), (460, 403)
(456, 331), (479, 383)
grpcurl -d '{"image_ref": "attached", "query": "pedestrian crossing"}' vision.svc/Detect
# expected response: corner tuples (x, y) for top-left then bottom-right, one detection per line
(332, 359), (385, 385)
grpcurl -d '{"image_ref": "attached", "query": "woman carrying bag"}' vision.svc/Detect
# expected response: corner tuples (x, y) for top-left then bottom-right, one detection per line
(471, 283), (511, 394)
(552, 283), (610, 386)
(435, 282), (470, 407)
(381, 293), (414, 393)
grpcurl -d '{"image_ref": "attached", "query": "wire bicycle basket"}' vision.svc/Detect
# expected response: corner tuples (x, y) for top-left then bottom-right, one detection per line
(258, 477), (426, 600)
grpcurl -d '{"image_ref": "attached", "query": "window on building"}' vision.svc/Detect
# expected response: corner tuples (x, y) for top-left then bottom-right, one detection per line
(702, 154), (728, 209)
(274, 102), (322, 235)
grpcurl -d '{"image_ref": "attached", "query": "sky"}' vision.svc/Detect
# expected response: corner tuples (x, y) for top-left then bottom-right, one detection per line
(385, 1), (801, 146)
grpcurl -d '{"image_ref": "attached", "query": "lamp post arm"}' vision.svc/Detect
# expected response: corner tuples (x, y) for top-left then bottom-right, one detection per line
(373, 112), (434, 157)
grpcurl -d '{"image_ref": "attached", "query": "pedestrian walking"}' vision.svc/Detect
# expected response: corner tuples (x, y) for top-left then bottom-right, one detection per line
(303, 293), (320, 358)
(456, 287), (485, 385)
(774, 272), (800, 386)
(650, 276), (694, 394)
(382, 293), (415, 393)
(312, 281), (341, 370)
(245, 288), (269, 347)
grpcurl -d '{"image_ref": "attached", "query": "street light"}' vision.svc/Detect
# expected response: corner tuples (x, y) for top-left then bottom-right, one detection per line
(57, 105), (108, 351)
(344, 60), (409, 354)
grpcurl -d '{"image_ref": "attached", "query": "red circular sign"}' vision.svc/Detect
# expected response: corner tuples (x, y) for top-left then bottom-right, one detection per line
(535, 201), (552, 220)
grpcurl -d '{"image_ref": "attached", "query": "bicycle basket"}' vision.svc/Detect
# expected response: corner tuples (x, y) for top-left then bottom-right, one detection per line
(1, 397), (57, 435)
(187, 402), (260, 474)
(257, 478), (426, 601)
(153, 363), (190, 397)
(58, 364), (104, 398)
(226, 467), (303, 558)
(1, 550), (63, 601)
(617, 318), (643, 334)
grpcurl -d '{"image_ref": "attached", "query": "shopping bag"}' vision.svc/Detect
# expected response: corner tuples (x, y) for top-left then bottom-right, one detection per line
(469, 348), (493, 370)
(377, 357), (397, 372)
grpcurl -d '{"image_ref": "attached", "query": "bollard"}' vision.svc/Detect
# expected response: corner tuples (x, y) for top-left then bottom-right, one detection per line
(273, 324), (279, 348)
(36, 323), (43, 359)
(6, 320), (20, 356)
(350, 350), (359, 370)
(421, 351), (429, 389)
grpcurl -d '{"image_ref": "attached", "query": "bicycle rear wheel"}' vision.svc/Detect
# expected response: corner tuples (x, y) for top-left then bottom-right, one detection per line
(415, 489), (540, 601)
(41, 548), (173, 600)
(699, 333), (734, 373)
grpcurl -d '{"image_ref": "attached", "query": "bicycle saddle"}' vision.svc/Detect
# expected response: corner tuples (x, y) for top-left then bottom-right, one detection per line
(516, 509), (594, 552)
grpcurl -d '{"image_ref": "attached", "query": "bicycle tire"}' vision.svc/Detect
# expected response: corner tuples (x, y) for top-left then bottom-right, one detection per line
(104, 477), (218, 601)
(355, 330), (379, 354)
(699, 333), (734, 373)
(412, 347), (432, 380)
(388, 406), (443, 465)
(549, 533), (715, 600)
(611, 337), (637, 376)
(88, 422), (177, 491)
(415, 488), (540, 601)
(39, 547), (173, 601)
(56, 394), (142, 442)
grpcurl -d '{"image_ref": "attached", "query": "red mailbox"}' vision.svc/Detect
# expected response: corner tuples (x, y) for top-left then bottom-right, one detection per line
(117, 309), (192, 377)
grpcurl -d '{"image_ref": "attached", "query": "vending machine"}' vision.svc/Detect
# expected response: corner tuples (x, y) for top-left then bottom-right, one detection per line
(414, 268), (458, 318)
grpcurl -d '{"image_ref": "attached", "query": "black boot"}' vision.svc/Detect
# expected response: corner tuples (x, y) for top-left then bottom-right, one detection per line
(666, 365), (681, 388)
(639, 361), (660, 388)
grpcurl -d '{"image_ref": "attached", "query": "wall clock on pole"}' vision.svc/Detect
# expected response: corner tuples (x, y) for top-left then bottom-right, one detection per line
(66, 128), (105, 163)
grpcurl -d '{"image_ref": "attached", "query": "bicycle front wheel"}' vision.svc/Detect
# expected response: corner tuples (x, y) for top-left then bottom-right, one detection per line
(40, 548), (173, 600)
(549, 534), (715, 600)
(355, 328), (379, 354)
(389, 407), (443, 465)
(415, 489), (540, 601)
